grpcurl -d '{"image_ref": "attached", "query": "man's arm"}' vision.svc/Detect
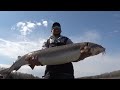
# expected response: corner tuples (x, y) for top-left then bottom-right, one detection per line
(42, 40), (49, 49)
(66, 38), (73, 44)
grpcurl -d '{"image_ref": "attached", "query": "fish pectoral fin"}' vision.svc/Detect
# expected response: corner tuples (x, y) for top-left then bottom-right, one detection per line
(29, 64), (35, 70)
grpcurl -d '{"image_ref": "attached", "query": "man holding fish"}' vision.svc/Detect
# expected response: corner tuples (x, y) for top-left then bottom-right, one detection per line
(38, 22), (91, 79)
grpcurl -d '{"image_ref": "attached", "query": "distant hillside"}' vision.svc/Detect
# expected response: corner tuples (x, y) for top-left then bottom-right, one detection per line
(0, 67), (41, 79)
(79, 70), (120, 79)
(1, 67), (120, 79)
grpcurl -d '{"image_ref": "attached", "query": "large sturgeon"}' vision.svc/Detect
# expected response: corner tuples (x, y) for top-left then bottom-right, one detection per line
(0, 42), (105, 79)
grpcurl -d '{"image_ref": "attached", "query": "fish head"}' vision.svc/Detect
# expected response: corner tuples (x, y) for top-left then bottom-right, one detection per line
(0, 74), (4, 79)
(0, 68), (11, 79)
(85, 42), (106, 56)
(0, 68), (9, 74)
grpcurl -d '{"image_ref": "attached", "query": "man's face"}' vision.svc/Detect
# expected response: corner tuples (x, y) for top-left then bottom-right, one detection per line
(51, 26), (61, 35)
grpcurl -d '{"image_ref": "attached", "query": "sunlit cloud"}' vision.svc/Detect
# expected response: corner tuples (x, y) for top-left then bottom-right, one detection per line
(109, 30), (120, 36)
(11, 20), (49, 36)
(112, 30), (119, 33)
(36, 22), (42, 26)
(16, 21), (37, 36)
(0, 38), (46, 59)
(42, 20), (48, 27)
(73, 53), (120, 78)
(0, 63), (45, 78)
(71, 30), (101, 43)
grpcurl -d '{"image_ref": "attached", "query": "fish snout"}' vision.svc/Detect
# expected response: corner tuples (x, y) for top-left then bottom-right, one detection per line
(90, 45), (106, 56)
(0, 74), (3, 79)
(101, 47), (106, 55)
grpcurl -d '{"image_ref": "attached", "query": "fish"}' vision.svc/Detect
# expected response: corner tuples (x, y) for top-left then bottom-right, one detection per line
(0, 42), (105, 79)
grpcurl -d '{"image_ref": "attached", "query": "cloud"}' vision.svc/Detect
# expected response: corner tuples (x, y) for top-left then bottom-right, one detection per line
(36, 22), (42, 26)
(83, 31), (101, 41)
(42, 20), (48, 27)
(108, 30), (120, 37)
(0, 63), (45, 78)
(0, 37), (46, 78)
(113, 30), (119, 33)
(71, 30), (101, 43)
(16, 21), (37, 36)
(73, 53), (120, 78)
(18, 65), (46, 78)
(12, 20), (49, 36)
(109, 30), (119, 34)
(27, 22), (36, 28)
(0, 64), (10, 68)
(0, 38), (46, 59)
(3, 20), (50, 59)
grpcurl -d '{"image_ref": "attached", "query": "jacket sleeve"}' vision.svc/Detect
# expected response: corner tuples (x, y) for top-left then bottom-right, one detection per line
(42, 40), (49, 49)
(66, 38), (73, 44)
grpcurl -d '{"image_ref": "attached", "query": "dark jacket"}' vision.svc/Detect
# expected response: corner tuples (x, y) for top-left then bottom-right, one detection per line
(42, 35), (74, 79)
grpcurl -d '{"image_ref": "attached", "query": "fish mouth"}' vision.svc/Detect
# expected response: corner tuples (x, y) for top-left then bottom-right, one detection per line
(0, 68), (11, 78)
(0, 69), (12, 79)
(0, 74), (4, 79)
(101, 47), (106, 55)
(0, 74), (8, 79)
(90, 45), (106, 56)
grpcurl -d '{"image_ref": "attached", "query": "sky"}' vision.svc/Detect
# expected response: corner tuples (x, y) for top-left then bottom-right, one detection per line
(0, 11), (120, 78)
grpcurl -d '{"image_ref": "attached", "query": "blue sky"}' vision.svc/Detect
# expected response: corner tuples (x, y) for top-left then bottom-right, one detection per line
(0, 11), (120, 78)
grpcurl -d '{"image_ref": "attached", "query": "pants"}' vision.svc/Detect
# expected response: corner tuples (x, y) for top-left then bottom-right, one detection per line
(43, 72), (74, 79)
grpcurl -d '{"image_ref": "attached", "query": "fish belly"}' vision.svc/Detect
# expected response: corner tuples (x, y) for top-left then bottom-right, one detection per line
(39, 49), (80, 65)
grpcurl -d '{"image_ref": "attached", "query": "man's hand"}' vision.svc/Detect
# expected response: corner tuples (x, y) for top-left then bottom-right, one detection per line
(80, 46), (91, 59)
(73, 45), (91, 62)
(25, 54), (40, 66)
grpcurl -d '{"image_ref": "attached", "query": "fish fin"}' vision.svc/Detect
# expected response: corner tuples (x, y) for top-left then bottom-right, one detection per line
(73, 59), (80, 62)
(18, 56), (21, 59)
(14, 66), (21, 71)
(29, 64), (35, 70)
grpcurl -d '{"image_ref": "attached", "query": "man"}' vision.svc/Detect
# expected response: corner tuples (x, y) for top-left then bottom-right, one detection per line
(26, 22), (90, 79)
(42, 22), (75, 79)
